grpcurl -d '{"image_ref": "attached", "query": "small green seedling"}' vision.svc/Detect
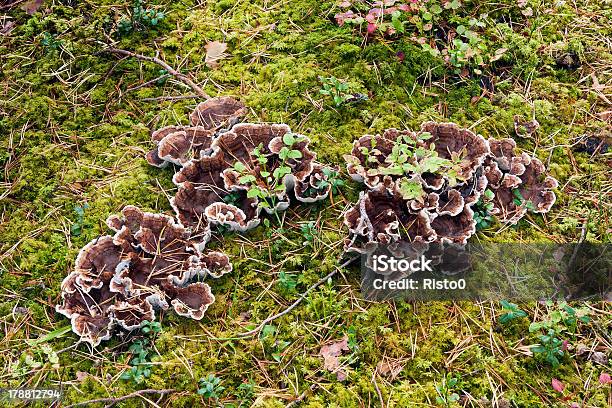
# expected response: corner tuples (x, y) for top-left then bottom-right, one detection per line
(530, 328), (565, 367)
(120, 320), (162, 383)
(499, 300), (527, 324)
(117, 0), (166, 36)
(319, 76), (353, 107)
(277, 271), (298, 291)
(435, 374), (461, 407)
(198, 374), (225, 399)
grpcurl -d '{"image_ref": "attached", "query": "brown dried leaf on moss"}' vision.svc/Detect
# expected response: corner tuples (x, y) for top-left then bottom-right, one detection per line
(320, 335), (350, 380)
(205, 41), (228, 68)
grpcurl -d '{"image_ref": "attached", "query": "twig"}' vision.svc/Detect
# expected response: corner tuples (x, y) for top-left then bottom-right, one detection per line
(235, 256), (359, 338)
(141, 94), (201, 102)
(64, 389), (176, 408)
(0, 0), (25, 11)
(104, 47), (210, 99)
(127, 74), (170, 92)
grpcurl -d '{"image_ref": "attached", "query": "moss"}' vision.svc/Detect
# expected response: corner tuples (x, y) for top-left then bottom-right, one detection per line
(0, 0), (610, 406)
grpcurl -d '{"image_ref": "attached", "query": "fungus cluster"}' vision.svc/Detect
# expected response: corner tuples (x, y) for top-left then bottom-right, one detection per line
(58, 97), (334, 345)
(56, 206), (231, 346)
(147, 98), (333, 234)
(344, 122), (557, 254)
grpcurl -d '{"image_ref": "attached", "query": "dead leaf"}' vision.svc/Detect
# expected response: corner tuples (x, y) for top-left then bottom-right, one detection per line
(319, 336), (349, 371)
(1, 21), (16, 35)
(205, 41), (228, 69)
(376, 359), (404, 380)
(21, 0), (42, 15)
(596, 110), (612, 122)
(589, 351), (608, 365)
(319, 336), (350, 380)
(75, 371), (88, 382)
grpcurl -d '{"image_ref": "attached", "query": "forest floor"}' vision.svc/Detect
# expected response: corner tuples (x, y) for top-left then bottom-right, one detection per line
(0, 0), (611, 407)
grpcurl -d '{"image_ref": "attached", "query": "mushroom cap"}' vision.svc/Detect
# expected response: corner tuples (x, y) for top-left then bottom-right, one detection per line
(171, 123), (327, 232)
(57, 205), (232, 346)
(487, 138), (558, 224)
(146, 97), (246, 168)
(189, 96), (247, 129)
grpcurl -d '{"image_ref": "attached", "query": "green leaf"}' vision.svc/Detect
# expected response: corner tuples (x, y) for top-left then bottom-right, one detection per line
(247, 188), (261, 198)
(233, 162), (247, 172)
(26, 325), (72, 346)
(239, 174), (257, 184)
(273, 166), (291, 179)
(420, 156), (451, 173)
(278, 146), (290, 161)
(287, 149), (302, 159)
(398, 178), (425, 200)
(282, 133), (295, 146)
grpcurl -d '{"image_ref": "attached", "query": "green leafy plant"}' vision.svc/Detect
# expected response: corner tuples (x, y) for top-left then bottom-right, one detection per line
(529, 302), (590, 334)
(473, 189), (495, 230)
(335, 1), (507, 75)
(300, 221), (316, 243)
(120, 320), (161, 383)
(117, 0), (166, 36)
(277, 271), (298, 292)
(317, 168), (345, 195)
(41, 32), (62, 52)
(363, 132), (466, 201)
(531, 328), (565, 367)
(271, 340), (290, 362)
(529, 302), (590, 367)
(512, 189), (536, 211)
(499, 300), (527, 324)
(236, 379), (256, 404)
(70, 204), (89, 236)
(232, 134), (305, 221)
(198, 374), (225, 399)
(435, 374), (461, 407)
(319, 76), (353, 107)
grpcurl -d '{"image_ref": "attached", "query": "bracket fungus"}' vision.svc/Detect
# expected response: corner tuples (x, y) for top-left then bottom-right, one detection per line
(145, 100), (334, 233)
(344, 122), (557, 254)
(146, 96), (247, 167)
(57, 206), (231, 346)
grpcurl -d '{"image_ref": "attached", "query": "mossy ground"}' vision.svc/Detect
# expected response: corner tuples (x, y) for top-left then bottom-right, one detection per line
(0, 0), (610, 407)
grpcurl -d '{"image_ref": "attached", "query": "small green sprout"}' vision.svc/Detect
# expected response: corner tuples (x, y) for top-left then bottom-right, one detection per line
(499, 300), (527, 324)
(197, 374), (225, 399)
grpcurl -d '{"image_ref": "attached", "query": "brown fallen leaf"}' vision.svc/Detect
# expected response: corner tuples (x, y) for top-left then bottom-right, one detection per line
(205, 41), (228, 69)
(21, 0), (42, 15)
(0, 20), (16, 35)
(376, 359), (404, 380)
(596, 110), (612, 122)
(75, 371), (88, 382)
(319, 335), (349, 380)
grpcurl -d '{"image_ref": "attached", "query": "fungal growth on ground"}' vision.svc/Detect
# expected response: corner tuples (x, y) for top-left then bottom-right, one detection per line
(56, 206), (231, 346)
(343, 122), (557, 254)
(57, 97), (336, 345)
(146, 96), (248, 167)
(146, 98), (333, 234)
